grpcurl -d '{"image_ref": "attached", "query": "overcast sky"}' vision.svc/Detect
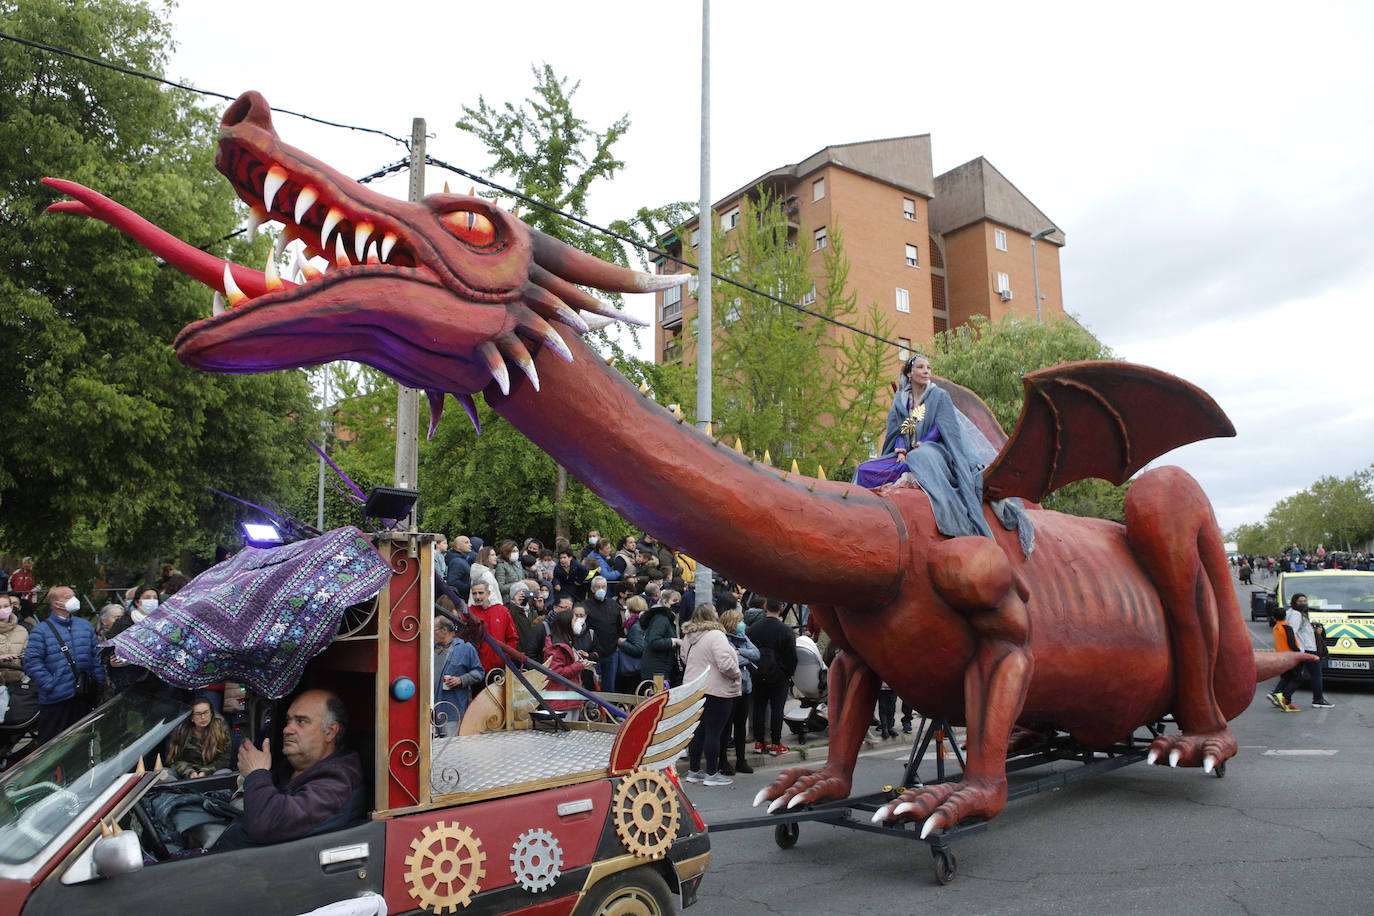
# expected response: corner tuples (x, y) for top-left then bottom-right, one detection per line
(164, 0), (1374, 535)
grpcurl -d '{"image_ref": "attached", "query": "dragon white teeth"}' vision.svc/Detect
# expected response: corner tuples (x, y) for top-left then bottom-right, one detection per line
(273, 231), (292, 260)
(212, 290), (226, 317)
(319, 207), (342, 248)
(245, 208), (265, 243)
(264, 250), (282, 291)
(379, 232), (396, 263)
(222, 263), (247, 306)
(334, 233), (350, 269)
(354, 222), (373, 262)
(294, 186), (319, 224)
(262, 165), (287, 213)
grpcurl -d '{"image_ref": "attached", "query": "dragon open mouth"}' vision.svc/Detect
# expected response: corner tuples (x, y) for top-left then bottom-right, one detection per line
(44, 90), (686, 434)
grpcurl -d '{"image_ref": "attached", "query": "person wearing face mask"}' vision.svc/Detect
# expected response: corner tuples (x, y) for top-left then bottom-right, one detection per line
(505, 581), (537, 647)
(542, 609), (598, 720)
(1270, 593), (1334, 710)
(716, 607), (759, 775)
(0, 596), (30, 693)
(23, 586), (105, 746)
(582, 530), (602, 561)
(583, 576), (624, 691)
(128, 587), (160, 624)
(553, 548), (589, 602)
(493, 540), (526, 604)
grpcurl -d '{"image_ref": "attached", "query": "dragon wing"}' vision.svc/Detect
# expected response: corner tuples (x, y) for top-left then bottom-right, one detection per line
(981, 360), (1236, 502)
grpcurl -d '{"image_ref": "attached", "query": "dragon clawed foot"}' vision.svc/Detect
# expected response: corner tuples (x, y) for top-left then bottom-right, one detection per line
(1146, 728), (1237, 771)
(753, 766), (852, 813)
(872, 779), (1007, 838)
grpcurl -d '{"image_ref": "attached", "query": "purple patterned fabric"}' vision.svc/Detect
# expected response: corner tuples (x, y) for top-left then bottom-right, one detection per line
(107, 527), (391, 698)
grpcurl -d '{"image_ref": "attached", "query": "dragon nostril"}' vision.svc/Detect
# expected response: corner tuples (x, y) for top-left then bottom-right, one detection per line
(221, 92), (275, 132)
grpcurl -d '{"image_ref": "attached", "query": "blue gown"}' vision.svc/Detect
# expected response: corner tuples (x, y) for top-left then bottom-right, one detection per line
(854, 381), (1034, 554)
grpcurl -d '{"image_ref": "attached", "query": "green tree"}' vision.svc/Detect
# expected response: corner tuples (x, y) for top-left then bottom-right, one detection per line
(659, 191), (893, 479)
(931, 314), (1127, 520)
(0, 0), (314, 588)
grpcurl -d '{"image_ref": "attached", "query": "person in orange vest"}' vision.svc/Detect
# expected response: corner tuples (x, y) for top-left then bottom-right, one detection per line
(1265, 606), (1302, 711)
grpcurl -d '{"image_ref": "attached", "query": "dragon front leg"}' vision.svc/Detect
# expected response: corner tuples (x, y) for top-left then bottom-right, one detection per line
(877, 537), (1033, 838)
(754, 640), (879, 812)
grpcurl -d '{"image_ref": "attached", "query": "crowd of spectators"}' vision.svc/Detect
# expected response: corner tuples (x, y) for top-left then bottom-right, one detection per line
(1232, 546), (1373, 583)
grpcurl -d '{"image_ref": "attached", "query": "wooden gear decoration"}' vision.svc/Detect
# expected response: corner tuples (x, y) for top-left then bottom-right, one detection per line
(611, 767), (680, 859)
(404, 821), (487, 912)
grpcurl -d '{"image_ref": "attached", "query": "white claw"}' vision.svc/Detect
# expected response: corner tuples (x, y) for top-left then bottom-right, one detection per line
(514, 356), (540, 392)
(354, 222), (373, 262)
(752, 789), (769, 808)
(212, 290), (226, 317)
(893, 802), (916, 817)
(787, 794), (806, 810)
(1147, 749), (1159, 765)
(319, 206), (342, 247)
(767, 797), (787, 815)
(380, 232), (397, 263)
(294, 186), (319, 224)
(1168, 749), (1181, 768)
(1203, 756), (1216, 774)
(920, 816), (938, 840)
(262, 165), (287, 213)
(540, 327), (574, 363)
(871, 805), (892, 824)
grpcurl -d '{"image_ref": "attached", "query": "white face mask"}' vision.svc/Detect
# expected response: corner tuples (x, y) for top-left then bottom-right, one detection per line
(507, 552), (518, 562)
(139, 599), (158, 614)
(594, 589), (607, 601)
(588, 537), (598, 546)
(573, 618), (586, 636)
(64, 597), (80, 613)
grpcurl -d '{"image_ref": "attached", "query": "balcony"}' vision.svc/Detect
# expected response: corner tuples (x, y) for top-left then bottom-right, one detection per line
(661, 285), (683, 328)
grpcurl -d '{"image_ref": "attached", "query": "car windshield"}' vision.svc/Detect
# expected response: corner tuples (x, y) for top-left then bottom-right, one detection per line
(0, 693), (188, 865)
(1287, 575), (1374, 612)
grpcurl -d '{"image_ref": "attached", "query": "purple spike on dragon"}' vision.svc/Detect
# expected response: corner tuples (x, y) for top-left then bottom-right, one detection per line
(45, 91), (1309, 841)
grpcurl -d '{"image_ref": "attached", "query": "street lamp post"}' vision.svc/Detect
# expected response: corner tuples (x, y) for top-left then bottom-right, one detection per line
(1030, 226), (1055, 324)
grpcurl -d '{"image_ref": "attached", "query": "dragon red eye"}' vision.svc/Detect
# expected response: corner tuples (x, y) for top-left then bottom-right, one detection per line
(438, 210), (497, 247)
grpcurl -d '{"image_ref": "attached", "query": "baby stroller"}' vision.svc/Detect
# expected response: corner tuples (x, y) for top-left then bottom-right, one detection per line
(0, 668), (41, 771)
(783, 634), (828, 742)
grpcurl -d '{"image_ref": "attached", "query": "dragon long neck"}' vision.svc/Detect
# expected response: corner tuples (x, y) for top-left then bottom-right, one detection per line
(485, 327), (904, 607)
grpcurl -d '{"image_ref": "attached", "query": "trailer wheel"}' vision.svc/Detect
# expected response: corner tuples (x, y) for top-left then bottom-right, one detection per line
(931, 846), (956, 885)
(774, 822), (800, 849)
(575, 866), (674, 916)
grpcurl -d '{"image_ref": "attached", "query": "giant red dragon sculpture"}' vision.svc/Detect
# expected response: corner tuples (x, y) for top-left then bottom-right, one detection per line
(45, 92), (1307, 840)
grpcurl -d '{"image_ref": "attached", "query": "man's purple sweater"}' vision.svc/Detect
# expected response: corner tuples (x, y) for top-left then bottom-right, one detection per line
(241, 749), (364, 844)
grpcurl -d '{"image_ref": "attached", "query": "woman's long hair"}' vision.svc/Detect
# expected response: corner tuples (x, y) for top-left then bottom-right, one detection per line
(168, 702), (230, 767)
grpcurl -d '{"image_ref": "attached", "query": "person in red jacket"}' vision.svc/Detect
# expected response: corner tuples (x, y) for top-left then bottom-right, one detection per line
(467, 582), (519, 673)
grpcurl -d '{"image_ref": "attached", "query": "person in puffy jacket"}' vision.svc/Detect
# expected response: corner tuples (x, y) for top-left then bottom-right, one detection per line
(679, 604), (741, 787)
(0, 597), (29, 685)
(543, 609), (597, 719)
(638, 600), (680, 685)
(23, 586), (105, 745)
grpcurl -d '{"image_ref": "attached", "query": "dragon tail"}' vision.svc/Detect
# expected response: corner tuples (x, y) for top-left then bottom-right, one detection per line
(1253, 650), (1316, 682)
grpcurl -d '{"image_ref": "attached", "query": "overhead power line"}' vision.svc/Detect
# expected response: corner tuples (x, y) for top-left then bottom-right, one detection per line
(5, 30), (909, 353)
(0, 30), (411, 146)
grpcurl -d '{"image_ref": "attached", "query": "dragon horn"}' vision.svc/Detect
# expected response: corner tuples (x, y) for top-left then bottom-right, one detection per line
(530, 230), (685, 295)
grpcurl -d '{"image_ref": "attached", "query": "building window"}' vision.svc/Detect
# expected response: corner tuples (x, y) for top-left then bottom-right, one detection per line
(813, 177), (825, 201)
(691, 227), (700, 248)
(726, 298), (741, 323)
(663, 340), (681, 362)
(898, 336), (911, 361)
(688, 273), (700, 297)
(994, 228), (1007, 251)
(905, 243), (919, 267)
(661, 284), (682, 322)
(801, 283), (817, 306)
(896, 287), (910, 313)
(814, 226), (828, 250)
(903, 198), (916, 220)
(722, 207), (740, 231)
(996, 272), (1011, 294)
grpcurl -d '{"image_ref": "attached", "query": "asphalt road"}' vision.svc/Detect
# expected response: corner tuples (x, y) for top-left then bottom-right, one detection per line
(682, 569), (1374, 915)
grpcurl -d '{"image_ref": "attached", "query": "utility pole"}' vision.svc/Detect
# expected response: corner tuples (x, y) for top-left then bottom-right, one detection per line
(394, 117), (426, 527)
(693, 0), (714, 611)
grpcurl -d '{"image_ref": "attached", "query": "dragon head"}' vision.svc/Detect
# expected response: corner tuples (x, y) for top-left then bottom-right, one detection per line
(44, 91), (683, 433)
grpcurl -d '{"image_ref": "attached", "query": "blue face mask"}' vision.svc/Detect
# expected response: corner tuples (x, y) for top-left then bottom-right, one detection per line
(736, 622), (746, 635)
(594, 589), (607, 601)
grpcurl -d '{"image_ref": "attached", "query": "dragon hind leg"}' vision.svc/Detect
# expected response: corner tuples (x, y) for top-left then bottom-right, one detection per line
(1126, 467), (1243, 771)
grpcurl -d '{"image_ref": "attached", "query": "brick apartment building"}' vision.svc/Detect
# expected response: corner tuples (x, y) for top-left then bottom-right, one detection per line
(653, 135), (1064, 374)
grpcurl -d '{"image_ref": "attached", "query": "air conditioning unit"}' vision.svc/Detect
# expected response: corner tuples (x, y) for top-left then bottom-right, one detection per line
(1000, 288), (1014, 301)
